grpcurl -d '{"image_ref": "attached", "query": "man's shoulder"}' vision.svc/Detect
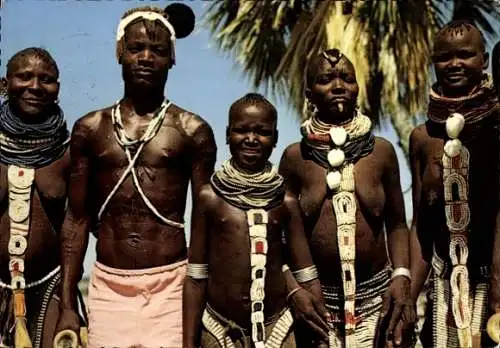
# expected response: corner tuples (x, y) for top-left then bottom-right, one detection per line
(73, 105), (113, 135)
(168, 103), (213, 138)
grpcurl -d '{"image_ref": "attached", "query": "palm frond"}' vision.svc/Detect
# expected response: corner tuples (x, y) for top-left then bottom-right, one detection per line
(204, 0), (303, 97)
(203, 0), (500, 160)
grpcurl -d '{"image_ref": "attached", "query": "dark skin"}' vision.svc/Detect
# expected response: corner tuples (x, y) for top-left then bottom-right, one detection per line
(410, 27), (499, 344)
(183, 104), (328, 348)
(280, 54), (414, 347)
(0, 54), (70, 347)
(432, 27), (488, 98)
(492, 41), (500, 97)
(55, 19), (217, 334)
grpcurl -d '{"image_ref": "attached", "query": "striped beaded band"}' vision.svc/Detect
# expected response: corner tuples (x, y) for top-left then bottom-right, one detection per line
(301, 111), (372, 348)
(442, 112), (473, 348)
(7, 164), (35, 347)
(292, 265), (319, 283)
(248, 209), (268, 348)
(187, 263), (209, 280)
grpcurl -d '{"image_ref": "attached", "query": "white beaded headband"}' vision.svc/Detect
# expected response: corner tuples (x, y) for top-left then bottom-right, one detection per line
(116, 11), (176, 60)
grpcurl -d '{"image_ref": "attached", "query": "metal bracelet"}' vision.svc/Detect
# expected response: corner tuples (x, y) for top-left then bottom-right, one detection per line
(292, 265), (319, 283)
(391, 267), (412, 281)
(187, 263), (209, 280)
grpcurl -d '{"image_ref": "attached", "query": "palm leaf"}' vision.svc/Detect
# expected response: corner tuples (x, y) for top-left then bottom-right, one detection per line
(204, 0), (301, 98)
(451, 0), (500, 41)
(203, 0), (500, 159)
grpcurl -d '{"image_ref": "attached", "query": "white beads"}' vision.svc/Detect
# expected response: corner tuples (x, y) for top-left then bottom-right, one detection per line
(444, 139), (462, 157)
(329, 127), (347, 146)
(327, 149), (345, 168)
(326, 171), (342, 191)
(446, 113), (465, 139)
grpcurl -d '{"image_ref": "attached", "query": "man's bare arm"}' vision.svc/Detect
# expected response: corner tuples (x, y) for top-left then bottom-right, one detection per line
(60, 119), (93, 311)
(183, 187), (211, 348)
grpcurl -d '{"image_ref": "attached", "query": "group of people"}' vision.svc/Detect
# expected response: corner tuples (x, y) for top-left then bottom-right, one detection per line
(0, 3), (498, 348)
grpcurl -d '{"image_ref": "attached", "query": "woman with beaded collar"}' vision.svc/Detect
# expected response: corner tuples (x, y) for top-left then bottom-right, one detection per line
(0, 48), (86, 348)
(279, 49), (415, 348)
(184, 93), (329, 348)
(409, 21), (499, 348)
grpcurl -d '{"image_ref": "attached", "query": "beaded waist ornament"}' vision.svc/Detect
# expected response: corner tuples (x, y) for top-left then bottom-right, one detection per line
(7, 165), (35, 348)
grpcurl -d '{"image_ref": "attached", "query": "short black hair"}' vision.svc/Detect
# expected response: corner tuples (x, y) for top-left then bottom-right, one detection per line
(229, 93), (277, 123)
(6, 47), (59, 78)
(434, 20), (485, 51)
(306, 48), (347, 87)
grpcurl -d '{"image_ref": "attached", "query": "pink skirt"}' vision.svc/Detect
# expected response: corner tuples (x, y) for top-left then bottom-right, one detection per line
(87, 259), (187, 348)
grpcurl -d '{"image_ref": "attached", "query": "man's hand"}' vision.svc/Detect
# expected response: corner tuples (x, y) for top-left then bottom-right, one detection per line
(288, 287), (329, 341)
(380, 276), (416, 348)
(55, 308), (81, 342)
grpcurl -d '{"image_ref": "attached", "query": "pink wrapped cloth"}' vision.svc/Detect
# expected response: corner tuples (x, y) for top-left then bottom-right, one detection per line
(87, 259), (187, 348)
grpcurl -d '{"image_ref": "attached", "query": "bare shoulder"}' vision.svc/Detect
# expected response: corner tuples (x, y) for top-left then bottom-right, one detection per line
(409, 123), (429, 150)
(282, 190), (300, 209)
(169, 104), (213, 137)
(373, 136), (396, 157)
(280, 142), (302, 168)
(282, 142), (302, 160)
(72, 106), (114, 137)
(197, 183), (219, 210)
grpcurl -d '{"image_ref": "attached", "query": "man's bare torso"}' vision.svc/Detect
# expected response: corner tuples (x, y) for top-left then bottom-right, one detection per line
(78, 103), (209, 269)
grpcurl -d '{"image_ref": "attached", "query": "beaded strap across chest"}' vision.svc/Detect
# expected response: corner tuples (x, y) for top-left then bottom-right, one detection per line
(97, 100), (184, 229)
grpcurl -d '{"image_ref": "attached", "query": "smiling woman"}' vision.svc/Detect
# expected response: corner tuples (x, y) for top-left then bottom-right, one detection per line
(0, 47), (82, 348)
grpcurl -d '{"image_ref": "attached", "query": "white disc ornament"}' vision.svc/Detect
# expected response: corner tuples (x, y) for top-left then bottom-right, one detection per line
(327, 149), (345, 168)
(446, 113), (465, 139)
(329, 127), (347, 146)
(326, 171), (342, 191)
(444, 139), (462, 158)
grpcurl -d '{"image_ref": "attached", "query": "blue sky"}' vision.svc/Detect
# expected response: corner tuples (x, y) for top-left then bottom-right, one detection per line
(4, 0), (490, 275)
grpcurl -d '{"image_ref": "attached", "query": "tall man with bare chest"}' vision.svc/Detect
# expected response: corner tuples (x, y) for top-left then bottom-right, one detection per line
(279, 49), (415, 348)
(409, 21), (499, 348)
(54, 4), (217, 348)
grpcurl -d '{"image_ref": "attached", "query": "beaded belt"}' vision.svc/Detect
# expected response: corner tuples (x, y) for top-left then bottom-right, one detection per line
(202, 304), (293, 348)
(8, 164), (35, 348)
(431, 249), (488, 348)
